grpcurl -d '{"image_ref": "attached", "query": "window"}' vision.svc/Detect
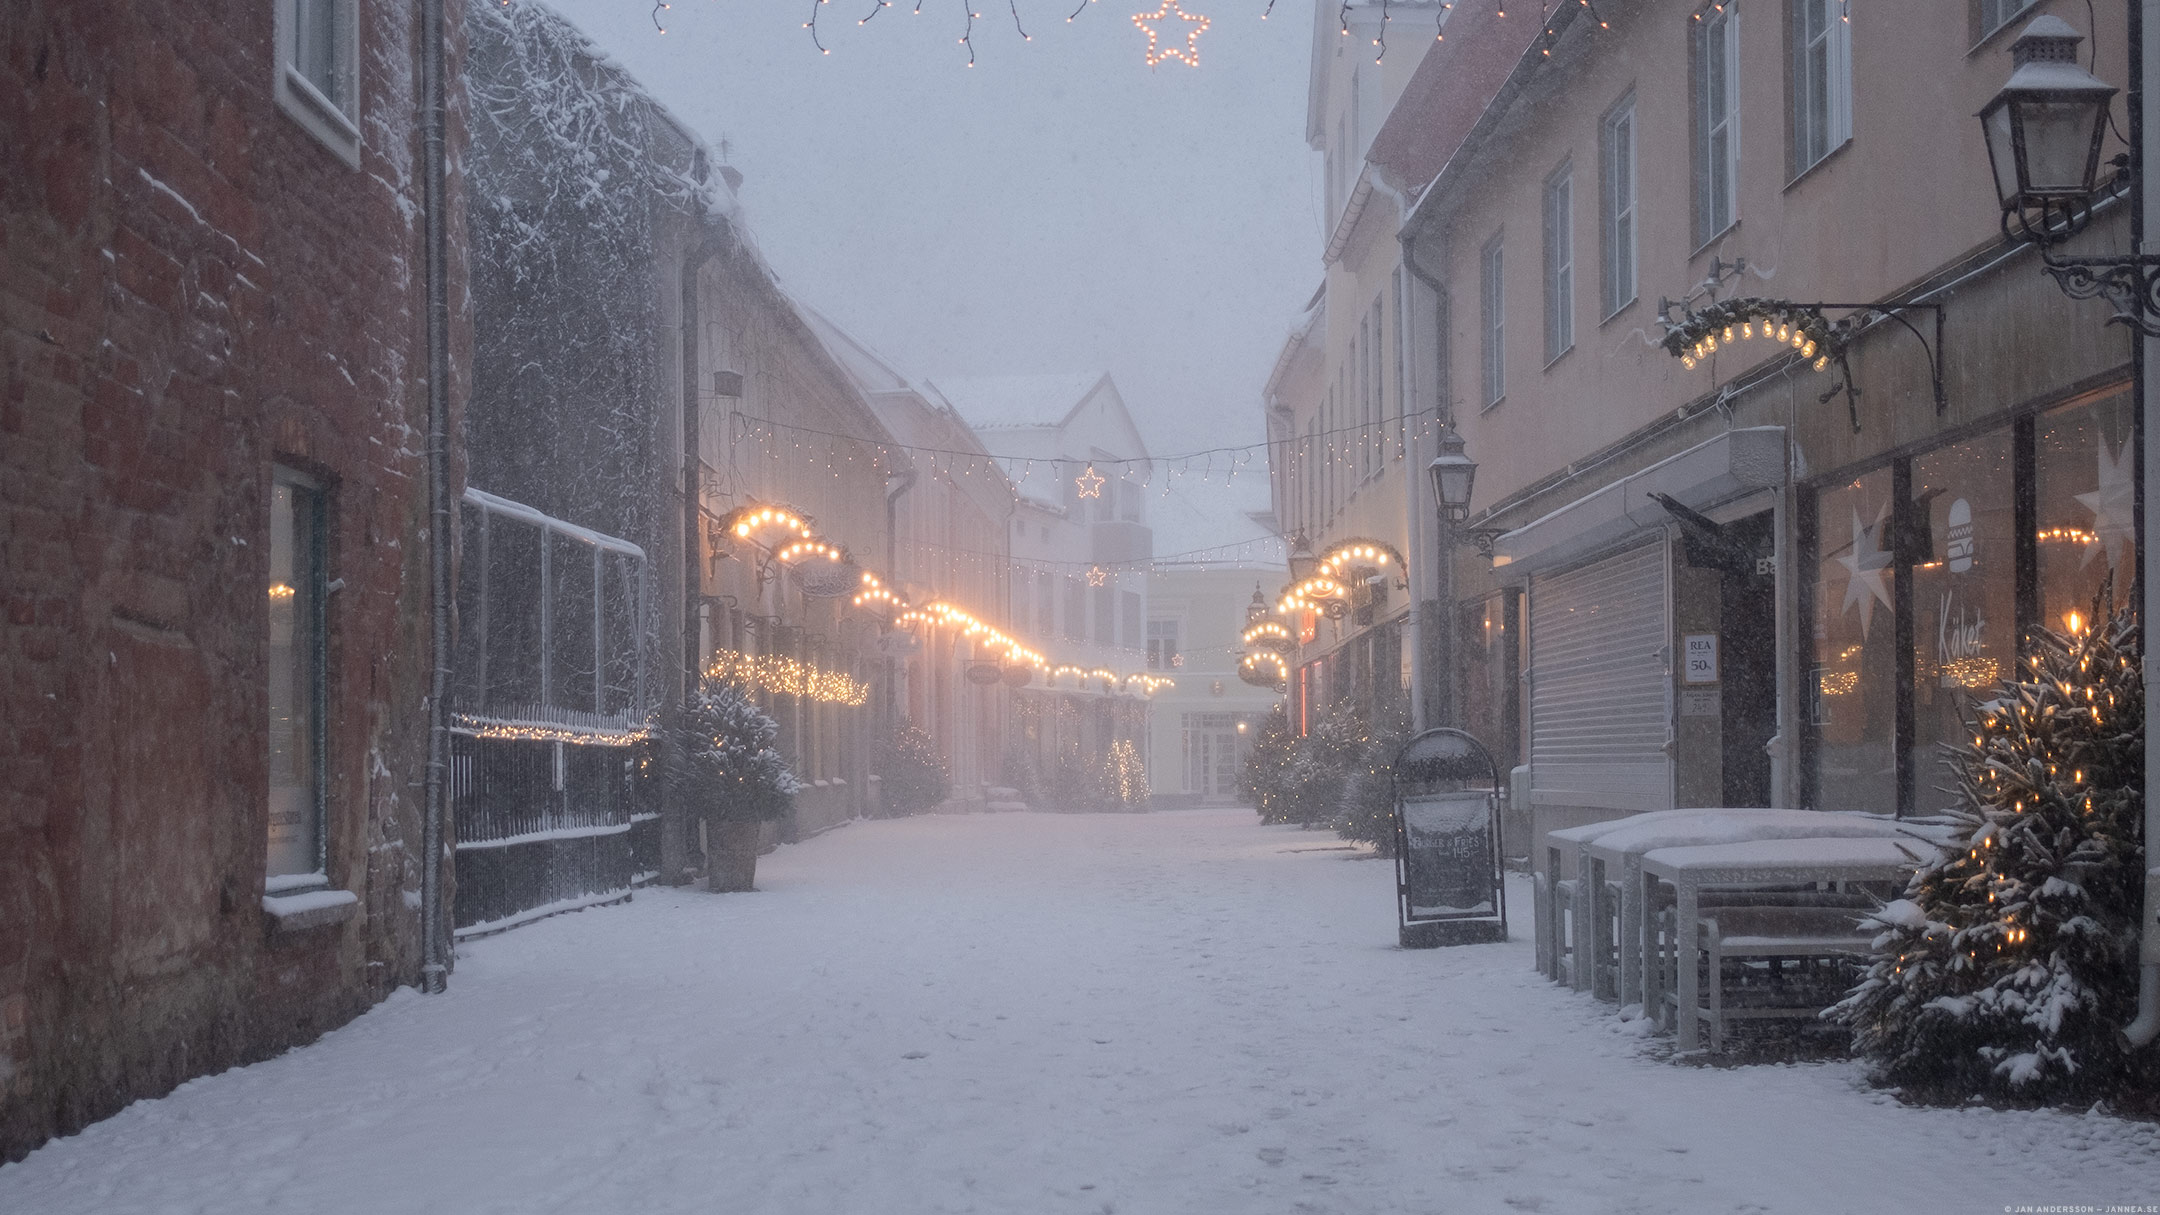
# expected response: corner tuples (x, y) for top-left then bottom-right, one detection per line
(1392, 268), (1410, 458)
(1093, 585), (1116, 645)
(1480, 233), (1506, 407)
(1368, 298), (1384, 477)
(1543, 164), (1574, 364)
(1976, 0), (2036, 43)
(1600, 95), (1637, 318)
(274, 0), (361, 166)
(1147, 619), (1181, 670)
(1120, 591), (1142, 651)
(1790, 0), (1852, 176)
(268, 470), (328, 883)
(1693, 3), (1741, 244)
(1065, 576), (1088, 641)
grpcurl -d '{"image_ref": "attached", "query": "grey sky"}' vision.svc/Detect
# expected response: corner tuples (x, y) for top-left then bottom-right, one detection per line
(541, 0), (1319, 471)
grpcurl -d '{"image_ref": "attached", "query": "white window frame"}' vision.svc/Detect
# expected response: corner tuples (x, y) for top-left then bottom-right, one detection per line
(274, 0), (362, 167)
(268, 467), (330, 886)
(1976, 0), (2036, 45)
(1790, 0), (1853, 177)
(1146, 618), (1181, 671)
(1600, 94), (1638, 320)
(1693, 3), (1741, 246)
(1480, 232), (1506, 408)
(1543, 163), (1574, 365)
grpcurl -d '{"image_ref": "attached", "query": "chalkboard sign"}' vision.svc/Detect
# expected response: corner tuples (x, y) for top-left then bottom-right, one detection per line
(1400, 792), (1496, 917)
(1390, 728), (1508, 948)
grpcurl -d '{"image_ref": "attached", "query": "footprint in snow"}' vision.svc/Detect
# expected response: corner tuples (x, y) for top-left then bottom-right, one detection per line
(1256, 1147), (1286, 1165)
(902, 1051), (928, 1060)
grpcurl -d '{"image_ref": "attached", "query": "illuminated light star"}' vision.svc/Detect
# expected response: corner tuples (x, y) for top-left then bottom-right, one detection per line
(1075, 465), (1105, 498)
(2074, 434), (2136, 574)
(1837, 501), (1894, 641)
(1131, 0), (1209, 66)
(1087, 564), (1108, 587)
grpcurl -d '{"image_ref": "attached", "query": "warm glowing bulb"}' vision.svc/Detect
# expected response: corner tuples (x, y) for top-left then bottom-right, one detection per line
(1722, 325), (1735, 342)
(1742, 321), (1753, 339)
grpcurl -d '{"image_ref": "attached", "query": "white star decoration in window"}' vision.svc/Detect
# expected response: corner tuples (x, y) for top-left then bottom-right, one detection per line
(1838, 501), (1894, 641)
(2076, 434), (2136, 574)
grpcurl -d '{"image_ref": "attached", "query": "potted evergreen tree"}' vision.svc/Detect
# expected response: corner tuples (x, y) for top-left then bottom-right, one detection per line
(683, 677), (801, 892)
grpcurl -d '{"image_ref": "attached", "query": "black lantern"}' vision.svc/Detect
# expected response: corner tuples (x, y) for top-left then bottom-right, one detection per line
(1978, 16), (2118, 237)
(1286, 531), (1317, 584)
(1427, 427), (1477, 523)
(1245, 583), (1269, 627)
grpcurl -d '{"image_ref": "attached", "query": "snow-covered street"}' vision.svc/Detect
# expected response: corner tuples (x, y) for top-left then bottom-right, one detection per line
(3, 808), (2154, 1215)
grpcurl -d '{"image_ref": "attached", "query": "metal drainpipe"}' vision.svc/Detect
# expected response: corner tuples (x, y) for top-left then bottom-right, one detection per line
(680, 229), (723, 881)
(418, 0), (451, 995)
(884, 470), (917, 738)
(1399, 228), (1452, 730)
(2127, 0), (2160, 1050)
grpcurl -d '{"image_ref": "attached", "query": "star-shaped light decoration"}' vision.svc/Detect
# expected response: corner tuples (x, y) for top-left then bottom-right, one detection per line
(1075, 465), (1105, 499)
(1087, 564), (1108, 587)
(1132, 0), (1210, 67)
(1837, 501), (1894, 641)
(2075, 434), (2136, 574)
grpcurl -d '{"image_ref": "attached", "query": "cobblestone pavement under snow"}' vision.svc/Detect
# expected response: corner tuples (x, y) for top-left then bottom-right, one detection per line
(3, 808), (2156, 1215)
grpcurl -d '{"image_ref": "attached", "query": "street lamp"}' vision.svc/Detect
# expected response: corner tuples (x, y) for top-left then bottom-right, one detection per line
(1979, 16), (2120, 242)
(1287, 531), (1317, 584)
(1427, 426), (1504, 557)
(1980, 16), (2160, 336)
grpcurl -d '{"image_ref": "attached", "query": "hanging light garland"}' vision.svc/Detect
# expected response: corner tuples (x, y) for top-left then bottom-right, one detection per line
(450, 712), (655, 746)
(706, 647), (871, 706)
(1659, 296), (1840, 373)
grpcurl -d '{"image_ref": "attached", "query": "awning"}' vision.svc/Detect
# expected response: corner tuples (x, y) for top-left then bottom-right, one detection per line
(1489, 426), (1786, 575)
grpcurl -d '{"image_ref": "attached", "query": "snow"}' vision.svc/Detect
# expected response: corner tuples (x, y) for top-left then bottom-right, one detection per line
(931, 372), (1107, 431)
(258, 889), (359, 916)
(263, 872), (328, 895)
(5, 809), (2155, 1214)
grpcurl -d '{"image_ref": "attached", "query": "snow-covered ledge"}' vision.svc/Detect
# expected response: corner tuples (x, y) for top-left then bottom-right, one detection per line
(262, 883), (361, 936)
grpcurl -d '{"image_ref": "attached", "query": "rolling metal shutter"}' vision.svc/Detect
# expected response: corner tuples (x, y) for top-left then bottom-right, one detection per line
(1526, 540), (1672, 814)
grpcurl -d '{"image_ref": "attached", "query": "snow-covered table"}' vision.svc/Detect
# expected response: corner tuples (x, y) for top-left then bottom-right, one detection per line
(1569, 810), (1934, 1009)
(1639, 836), (1937, 1051)
(1538, 808), (1708, 987)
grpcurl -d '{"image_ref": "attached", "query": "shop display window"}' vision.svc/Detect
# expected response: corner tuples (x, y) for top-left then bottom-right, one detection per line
(1811, 468), (1899, 816)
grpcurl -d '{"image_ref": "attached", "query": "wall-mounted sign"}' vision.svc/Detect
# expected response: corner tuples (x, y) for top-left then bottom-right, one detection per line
(1683, 633), (1720, 684)
(1946, 498), (1975, 573)
(964, 663), (1002, 686)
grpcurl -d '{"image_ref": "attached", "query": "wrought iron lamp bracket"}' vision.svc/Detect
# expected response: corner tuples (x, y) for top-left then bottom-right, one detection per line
(2037, 250), (2160, 338)
(1464, 528), (1506, 560)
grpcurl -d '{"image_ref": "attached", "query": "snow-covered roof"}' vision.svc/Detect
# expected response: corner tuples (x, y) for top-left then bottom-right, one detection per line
(1149, 477), (1283, 567)
(795, 302), (916, 398)
(930, 373), (1108, 432)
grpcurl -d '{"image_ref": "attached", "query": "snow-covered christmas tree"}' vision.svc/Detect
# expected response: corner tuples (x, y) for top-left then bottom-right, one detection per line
(1831, 592), (2149, 1102)
(684, 677), (801, 823)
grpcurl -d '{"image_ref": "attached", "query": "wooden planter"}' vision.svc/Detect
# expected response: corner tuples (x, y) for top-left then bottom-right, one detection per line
(706, 818), (762, 892)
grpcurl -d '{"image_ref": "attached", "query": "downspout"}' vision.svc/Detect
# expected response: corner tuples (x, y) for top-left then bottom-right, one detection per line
(419, 0), (451, 994)
(884, 469), (917, 740)
(679, 227), (723, 882)
(1399, 224), (1451, 731)
(2127, 0), (2160, 1050)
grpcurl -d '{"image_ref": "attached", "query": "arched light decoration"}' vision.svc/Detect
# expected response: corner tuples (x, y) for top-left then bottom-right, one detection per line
(894, 601), (1046, 669)
(852, 570), (907, 612)
(1277, 574), (1351, 618)
(1242, 619), (1294, 652)
(1239, 650), (1290, 690)
(1315, 538), (1408, 586)
(775, 537), (861, 598)
(721, 503), (816, 548)
(1659, 296), (1842, 373)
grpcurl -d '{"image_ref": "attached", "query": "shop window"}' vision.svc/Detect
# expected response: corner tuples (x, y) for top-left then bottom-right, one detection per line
(1810, 468), (1899, 816)
(2037, 391), (2137, 635)
(1911, 431), (2016, 803)
(268, 470), (329, 884)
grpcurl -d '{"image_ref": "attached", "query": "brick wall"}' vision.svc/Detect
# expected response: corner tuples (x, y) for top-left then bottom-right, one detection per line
(0, 0), (466, 1160)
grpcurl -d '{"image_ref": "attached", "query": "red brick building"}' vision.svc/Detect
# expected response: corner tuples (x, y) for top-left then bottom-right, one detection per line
(0, 0), (464, 1159)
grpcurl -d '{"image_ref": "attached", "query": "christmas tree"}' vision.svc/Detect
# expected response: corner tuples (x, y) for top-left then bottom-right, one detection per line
(683, 677), (802, 823)
(1831, 592), (2149, 1102)
(1335, 715), (1410, 857)
(1239, 706), (1298, 824)
(876, 718), (950, 816)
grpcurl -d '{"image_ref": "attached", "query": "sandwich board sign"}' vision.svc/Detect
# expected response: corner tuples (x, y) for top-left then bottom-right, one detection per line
(1390, 728), (1509, 948)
